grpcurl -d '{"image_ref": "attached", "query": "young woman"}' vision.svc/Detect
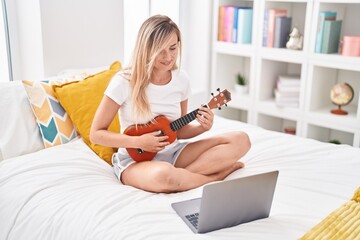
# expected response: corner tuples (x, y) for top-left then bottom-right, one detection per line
(90, 15), (251, 193)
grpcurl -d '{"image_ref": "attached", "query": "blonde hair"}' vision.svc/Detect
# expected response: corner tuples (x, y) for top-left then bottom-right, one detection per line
(124, 15), (182, 123)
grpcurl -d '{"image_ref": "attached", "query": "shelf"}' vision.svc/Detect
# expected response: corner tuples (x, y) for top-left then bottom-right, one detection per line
(306, 123), (355, 146)
(211, 0), (360, 147)
(307, 105), (358, 131)
(260, 47), (306, 63)
(258, 59), (303, 101)
(309, 53), (360, 71)
(213, 42), (255, 57)
(257, 99), (302, 121)
(317, 1), (360, 6)
(212, 53), (252, 96)
(227, 91), (252, 110)
(216, 107), (249, 123)
(257, 113), (298, 134)
(311, 2), (360, 57)
(266, 0), (308, 3)
(263, 1), (310, 51)
(307, 65), (359, 127)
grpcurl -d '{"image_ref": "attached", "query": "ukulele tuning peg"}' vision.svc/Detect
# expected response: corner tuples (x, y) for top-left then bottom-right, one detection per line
(218, 107), (221, 110)
(225, 103), (228, 107)
(217, 88), (220, 92)
(211, 92), (214, 96)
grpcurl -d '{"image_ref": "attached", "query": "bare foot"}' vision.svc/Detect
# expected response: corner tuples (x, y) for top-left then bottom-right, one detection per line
(211, 161), (245, 181)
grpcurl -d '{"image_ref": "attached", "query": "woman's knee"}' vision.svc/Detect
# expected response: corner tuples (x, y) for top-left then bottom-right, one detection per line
(122, 162), (178, 193)
(129, 162), (179, 192)
(230, 131), (251, 156)
(148, 163), (180, 192)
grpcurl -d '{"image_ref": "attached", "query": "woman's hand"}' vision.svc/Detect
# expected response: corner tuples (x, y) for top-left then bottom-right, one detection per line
(138, 131), (170, 152)
(196, 106), (214, 131)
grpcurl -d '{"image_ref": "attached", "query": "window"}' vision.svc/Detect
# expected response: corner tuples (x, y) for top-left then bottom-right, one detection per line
(150, 0), (179, 24)
(0, 0), (11, 82)
(122, 0), (179, 64)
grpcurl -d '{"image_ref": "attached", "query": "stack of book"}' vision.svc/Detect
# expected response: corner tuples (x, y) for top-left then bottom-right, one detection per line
(218, 5), (253, 44)
(274, 75), (301, 108)
(263, 8), (292, 48)
(315, 11), (342, 54)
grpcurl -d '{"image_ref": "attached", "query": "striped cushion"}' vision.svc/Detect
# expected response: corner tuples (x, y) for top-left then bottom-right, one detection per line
(300, 187), (360, 239)
(22, 75), (88, 148)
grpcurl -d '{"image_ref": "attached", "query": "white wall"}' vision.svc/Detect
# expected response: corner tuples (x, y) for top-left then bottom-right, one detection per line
(150, 0), (179, 25)
(40, 0), (124, 77)
(123, 0), (149, 65)
(4, 0), (212, 110)
(180, 0), (212, 108)
(6, 0), (124, 79)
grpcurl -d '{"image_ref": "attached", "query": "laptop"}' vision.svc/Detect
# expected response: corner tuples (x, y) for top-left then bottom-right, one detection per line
(171, 170), (279, 233)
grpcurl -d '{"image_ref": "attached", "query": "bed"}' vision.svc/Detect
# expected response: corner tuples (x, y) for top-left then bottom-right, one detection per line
(1, 76), (360, 240)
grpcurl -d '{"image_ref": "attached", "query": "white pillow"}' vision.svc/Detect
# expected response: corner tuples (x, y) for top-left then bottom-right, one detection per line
(57, 65), (109, 78)
(0, 81), (44, 160)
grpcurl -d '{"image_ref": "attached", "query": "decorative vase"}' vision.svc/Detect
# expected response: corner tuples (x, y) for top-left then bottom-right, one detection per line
(235, 84), (248, 94)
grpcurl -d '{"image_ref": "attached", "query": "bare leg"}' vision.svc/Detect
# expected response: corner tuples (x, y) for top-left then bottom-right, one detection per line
(175, 131), (251, 175)
(121, 161), (244, 193)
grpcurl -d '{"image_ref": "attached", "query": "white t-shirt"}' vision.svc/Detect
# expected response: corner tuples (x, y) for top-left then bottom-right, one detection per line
(105, 69), (191, 133)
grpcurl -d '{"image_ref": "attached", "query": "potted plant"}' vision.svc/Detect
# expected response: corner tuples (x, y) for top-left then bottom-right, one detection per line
(329, 139), (341, 145)
(235, 73), (248, 94)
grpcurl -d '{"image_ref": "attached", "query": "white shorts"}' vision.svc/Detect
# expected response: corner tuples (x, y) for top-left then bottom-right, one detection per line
(112, 140), (188, 183)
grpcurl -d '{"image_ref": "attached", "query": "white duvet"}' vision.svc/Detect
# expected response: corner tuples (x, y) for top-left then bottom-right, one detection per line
(1, 116), (360, 240)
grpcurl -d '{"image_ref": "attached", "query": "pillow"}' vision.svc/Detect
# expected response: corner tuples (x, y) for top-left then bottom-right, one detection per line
(0, 81), (44, 160)
(57, 65), (109, 78)
(300, 187), (360, 239)
(22, 74), (88, 148)
(53, 61), (121, 165)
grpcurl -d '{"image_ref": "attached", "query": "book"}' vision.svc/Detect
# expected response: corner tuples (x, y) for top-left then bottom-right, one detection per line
(315, 11), (337, 53)
(275, 81), (300, 108)
(274, 16), (292, 48)
(278, 74), (301, 85)
(276, 101), (299, 108)
(276, 84), (300, 93)
(223, 6), (236, 42)
(276, 75), (300, 92)
(217, 6), (226, 41)
(236, 8), (253, 44)
(321, 20), (342, 54)
(276, 92), (300, 99)
(262, 9), (269, 47)
(274, 89), (300, 99)
(232, 7), (239, 42)
(266, 8), (288, 48)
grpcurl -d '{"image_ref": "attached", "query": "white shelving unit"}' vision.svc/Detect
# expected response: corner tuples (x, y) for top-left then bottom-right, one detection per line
(211, 0), (360, 147)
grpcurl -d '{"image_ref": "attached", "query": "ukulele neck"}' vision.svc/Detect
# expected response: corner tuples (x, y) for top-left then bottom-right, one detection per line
(170, 105), (208, 131)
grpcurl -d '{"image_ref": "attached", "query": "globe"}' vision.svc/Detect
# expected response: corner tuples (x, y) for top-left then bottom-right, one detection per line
(330, 83), (354, 115)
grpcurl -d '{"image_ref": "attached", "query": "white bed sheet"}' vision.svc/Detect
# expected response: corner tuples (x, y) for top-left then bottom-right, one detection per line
(1, 116), (360, 240)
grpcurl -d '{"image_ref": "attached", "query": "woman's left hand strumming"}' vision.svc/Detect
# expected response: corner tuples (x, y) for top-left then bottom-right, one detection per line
(196, 106), (214, 131)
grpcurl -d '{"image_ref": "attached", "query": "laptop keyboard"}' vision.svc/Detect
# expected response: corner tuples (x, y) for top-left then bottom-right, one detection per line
(185, 213), (199, 229)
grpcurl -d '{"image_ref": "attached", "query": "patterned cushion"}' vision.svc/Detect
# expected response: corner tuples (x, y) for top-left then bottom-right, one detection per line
(22, 74), (89, 148)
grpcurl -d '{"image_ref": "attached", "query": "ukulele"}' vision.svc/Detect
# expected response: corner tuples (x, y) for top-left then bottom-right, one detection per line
(124, 88), (231, 162)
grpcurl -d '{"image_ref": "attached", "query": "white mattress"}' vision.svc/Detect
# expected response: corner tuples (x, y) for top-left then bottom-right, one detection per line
(1, 116), (359, 239)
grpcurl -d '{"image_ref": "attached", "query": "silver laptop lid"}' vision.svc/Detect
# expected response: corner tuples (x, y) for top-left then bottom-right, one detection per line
(197, 171), (279, 233)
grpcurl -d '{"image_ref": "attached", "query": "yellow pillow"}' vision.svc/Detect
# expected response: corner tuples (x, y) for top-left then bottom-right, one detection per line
(53, 61), (121, 165)
(300, 187), (360, 240)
